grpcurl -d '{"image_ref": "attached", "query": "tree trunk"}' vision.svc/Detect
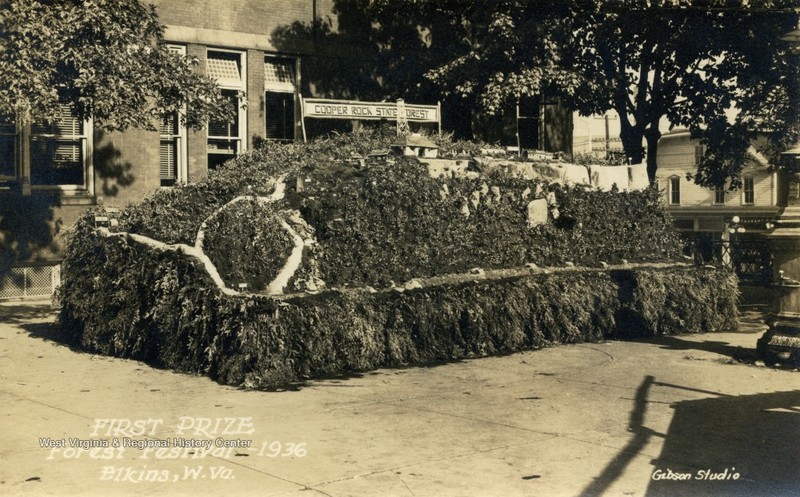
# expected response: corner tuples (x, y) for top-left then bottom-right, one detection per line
(644, 126), (662, 184)
(619, 119), (645, 165)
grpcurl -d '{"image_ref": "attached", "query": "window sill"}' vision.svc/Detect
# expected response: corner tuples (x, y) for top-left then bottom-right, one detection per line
(59, 193), (97, 206)
(0, 187), (96, 206)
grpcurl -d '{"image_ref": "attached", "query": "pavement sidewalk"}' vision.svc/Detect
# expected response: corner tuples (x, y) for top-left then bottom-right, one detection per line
(1, 300), (799, 497)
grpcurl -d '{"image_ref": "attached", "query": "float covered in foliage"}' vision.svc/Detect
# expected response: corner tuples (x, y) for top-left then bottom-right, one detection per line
(58, 129), (737, 390)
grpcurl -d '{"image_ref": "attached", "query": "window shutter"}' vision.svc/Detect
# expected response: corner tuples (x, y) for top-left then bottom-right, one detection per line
(159, 114), (177, 181)
(160, 141), (176, 180)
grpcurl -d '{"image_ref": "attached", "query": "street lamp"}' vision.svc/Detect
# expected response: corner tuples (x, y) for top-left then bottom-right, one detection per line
(756, 140), (800, 364)
(756, 20), (800, 365)
(727, 215), (746, 234)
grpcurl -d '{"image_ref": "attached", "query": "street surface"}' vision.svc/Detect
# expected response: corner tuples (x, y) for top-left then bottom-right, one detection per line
(1, 300), (798, 497)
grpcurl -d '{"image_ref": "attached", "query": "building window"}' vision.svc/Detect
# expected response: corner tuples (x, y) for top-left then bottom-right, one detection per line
(159, 46), (188, 187)
(713, 185), (725, 205)
(0, 105), (92, 193)
(264, 57), (296, 142)
(694, 144), (705, 166)
(669, 176), (681, 205)
(30, 106), (87, 186)
(743, 176), (755, 205)
(517, 96), (541, 150)
(208, 89), (241, 169)
(207, 49), (246, 170)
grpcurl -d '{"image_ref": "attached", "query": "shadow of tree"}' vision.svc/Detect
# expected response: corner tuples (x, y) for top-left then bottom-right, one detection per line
(640, 335), (759, 363)
(647, 389), (800, 497)
(20, 321), (78, 347)
(1, 131), (137, 283)
(580, 376), (800, 497)
(631, 301), (769, 364)
(0, 188), (61, 279)
(0, 302), (58, 325)
(93, 130), (136, 197)
(268, 0), (484, 139)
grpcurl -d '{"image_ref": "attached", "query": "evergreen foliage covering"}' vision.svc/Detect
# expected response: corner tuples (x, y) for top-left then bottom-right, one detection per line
(113, 128), (682, 288)
(57, 130), (732, 390)
(59, 217), (738, 390)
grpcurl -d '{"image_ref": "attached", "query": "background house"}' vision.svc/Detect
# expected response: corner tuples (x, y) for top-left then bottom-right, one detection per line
(572, 111), (626, 160)
(655, 128), (778, 282)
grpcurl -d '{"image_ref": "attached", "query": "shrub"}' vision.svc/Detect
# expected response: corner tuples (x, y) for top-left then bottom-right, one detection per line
(115, 149), (282, 245)
(289, 157), (681, 287)
(59, 129), (699, 390)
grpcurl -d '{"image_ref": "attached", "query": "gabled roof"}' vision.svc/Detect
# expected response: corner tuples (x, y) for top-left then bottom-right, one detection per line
(659, 128), (772, 169)
(747, 146), (770, 167)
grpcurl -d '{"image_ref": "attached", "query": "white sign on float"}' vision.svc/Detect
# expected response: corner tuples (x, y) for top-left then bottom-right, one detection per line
(302, 98), (440, 123)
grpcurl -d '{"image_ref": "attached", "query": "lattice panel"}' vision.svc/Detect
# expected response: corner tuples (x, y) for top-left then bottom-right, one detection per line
(264, 59), (296, 92)
(207, 53), (242, 86)
(0, 265), (60, 300)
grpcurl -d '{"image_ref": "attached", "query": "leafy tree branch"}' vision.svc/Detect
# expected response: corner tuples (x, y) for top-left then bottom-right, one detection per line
(0, 0), (234, 131)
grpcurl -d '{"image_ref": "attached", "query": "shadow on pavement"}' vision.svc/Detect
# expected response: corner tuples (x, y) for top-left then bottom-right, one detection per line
(578, 375), (660, 497)
(0, 302), (76, 347)
(640, 336), (759, 364)
(630, 302), (770, 365)
(647, 389), (800, 497)
(19, 321), (75, 347)
(0, 302), (56, 325)
(580, 375), (800, 497)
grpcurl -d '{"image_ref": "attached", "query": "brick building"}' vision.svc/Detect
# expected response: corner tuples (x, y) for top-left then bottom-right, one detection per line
(0, 0), (575, 298)
(100, 0), (340, 201)
(1, 0), (342, 298)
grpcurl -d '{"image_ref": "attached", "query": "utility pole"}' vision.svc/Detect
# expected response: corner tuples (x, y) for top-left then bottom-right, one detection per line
(593, 112), (618, 160)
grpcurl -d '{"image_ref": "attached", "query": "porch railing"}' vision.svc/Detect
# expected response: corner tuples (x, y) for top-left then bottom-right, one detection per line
(686, 239), (773, 285)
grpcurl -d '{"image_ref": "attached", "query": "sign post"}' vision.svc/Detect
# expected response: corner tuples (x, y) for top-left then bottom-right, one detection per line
(299, 97), (308, 143)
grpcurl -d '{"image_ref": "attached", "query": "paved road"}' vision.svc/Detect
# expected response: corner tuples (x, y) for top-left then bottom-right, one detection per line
(1, 301), (799, 497)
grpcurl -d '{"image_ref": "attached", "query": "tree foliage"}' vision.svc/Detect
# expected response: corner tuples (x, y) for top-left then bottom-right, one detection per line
(693, 2), (800, 188)
(566, 0), (800, 186)
(423, 1), (580, 115)
(270, 0), (508, 138)
(421, 0), (800, 184)
(0, 0), (233, 131)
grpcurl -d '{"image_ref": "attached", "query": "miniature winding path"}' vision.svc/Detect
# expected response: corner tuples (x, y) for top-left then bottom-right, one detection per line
(96, 174), (312, 297)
